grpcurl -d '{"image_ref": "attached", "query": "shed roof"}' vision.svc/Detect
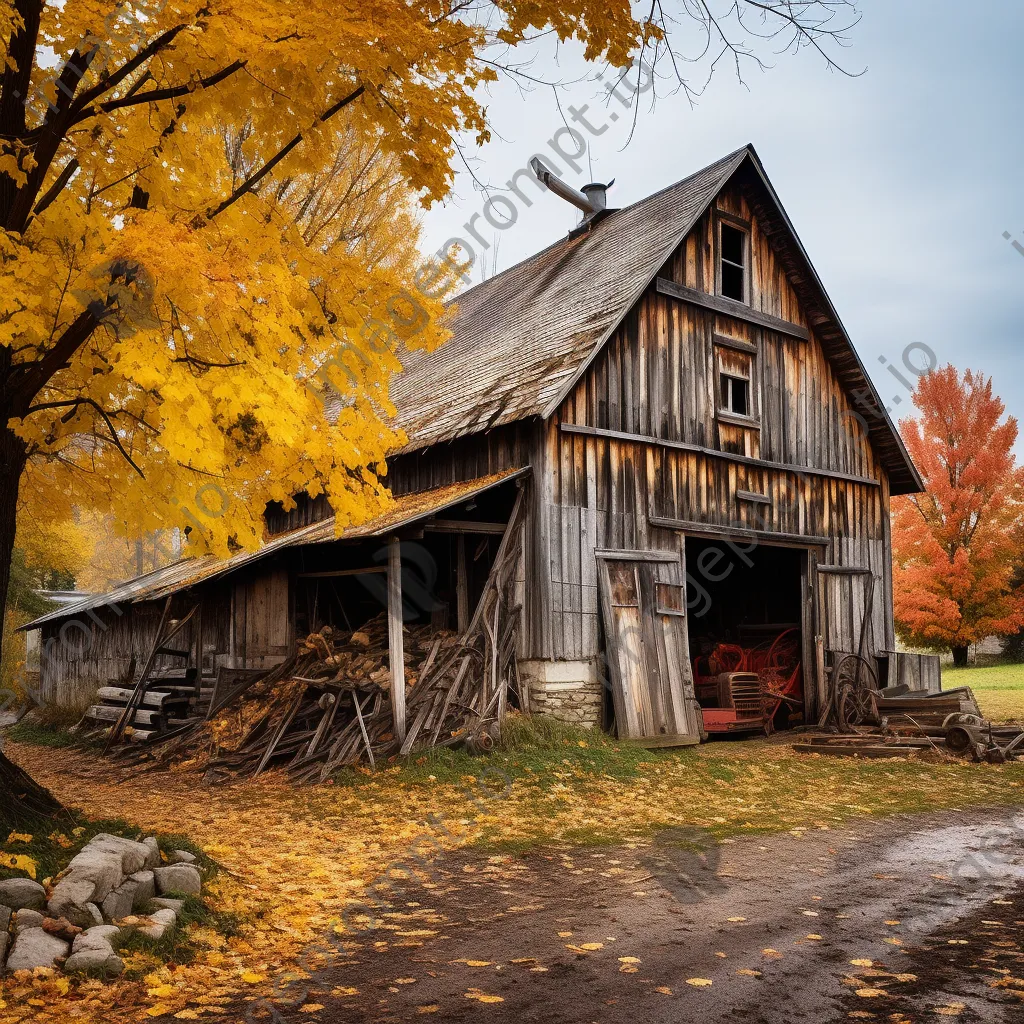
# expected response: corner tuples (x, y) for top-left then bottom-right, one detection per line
(20, 469), (526, 631)
(389, 144), (922, 494)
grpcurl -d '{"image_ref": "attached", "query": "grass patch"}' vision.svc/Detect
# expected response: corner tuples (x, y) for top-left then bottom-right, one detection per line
(0, 810), (149, 884)
(6, 720), (82, 748)
(115, 894), (244, 979)
(371, 713), (660, 789)
(943, 663), (1024, 723)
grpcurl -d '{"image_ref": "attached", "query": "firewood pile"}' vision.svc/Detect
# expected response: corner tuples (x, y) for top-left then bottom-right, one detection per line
(121, 490), (526, 781)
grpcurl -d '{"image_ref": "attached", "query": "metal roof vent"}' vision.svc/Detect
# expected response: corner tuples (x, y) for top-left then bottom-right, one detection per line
(529, 157), (615, 232)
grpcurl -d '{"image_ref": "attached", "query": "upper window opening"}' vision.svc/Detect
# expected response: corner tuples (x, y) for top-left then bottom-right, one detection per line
(720, 373), (749, 416)
(720, 223), (747, 302)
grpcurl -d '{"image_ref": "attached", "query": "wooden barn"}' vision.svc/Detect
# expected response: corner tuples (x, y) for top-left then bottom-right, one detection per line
(22, 144), (925, 748)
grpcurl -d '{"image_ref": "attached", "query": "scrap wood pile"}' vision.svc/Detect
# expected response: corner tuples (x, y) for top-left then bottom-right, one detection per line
(122, 491), (526, 781)
(796, 652), (1024, 761)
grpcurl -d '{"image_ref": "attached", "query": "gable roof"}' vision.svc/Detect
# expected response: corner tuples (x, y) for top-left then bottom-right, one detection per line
(390, 144), (922, 495)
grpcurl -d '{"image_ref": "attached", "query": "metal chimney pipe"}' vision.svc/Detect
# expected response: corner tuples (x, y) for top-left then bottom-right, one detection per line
(529, 157), (593, 216)
(581, 182), (609, 213)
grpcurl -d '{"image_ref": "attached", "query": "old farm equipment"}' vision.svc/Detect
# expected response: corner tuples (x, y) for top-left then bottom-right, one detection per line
(694, 628), (803, 735)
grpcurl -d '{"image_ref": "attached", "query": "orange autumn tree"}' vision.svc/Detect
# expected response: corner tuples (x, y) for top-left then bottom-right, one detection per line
(892, 366), (1024, 666)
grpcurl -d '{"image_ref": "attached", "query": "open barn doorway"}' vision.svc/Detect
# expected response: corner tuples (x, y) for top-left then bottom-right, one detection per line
(684, 537), (805, 736)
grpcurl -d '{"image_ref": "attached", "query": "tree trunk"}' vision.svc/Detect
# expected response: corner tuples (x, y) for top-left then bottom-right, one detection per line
(951, 645), (969, 668)
(0, 408), (63, 826)
(0, 747), (63, 830)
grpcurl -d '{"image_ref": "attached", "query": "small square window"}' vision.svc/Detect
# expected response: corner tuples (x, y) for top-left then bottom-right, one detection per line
(720, 373), (749, 416)
(719, 223), (747, 302)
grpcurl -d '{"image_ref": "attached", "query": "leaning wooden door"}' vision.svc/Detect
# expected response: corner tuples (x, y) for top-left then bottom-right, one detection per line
(597, 553), (704, 745)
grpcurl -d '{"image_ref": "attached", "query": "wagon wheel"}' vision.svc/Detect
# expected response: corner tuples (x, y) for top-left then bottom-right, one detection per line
(832, 653), (878, 733)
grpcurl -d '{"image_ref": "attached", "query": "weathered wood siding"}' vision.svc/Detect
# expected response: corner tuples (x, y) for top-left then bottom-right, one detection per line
(38, 564), (291, 708)
(533, 185), (894, 668)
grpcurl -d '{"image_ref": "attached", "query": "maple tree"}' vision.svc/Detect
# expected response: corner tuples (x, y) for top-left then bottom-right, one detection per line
(892, 366), (1024, 666)
(0, 1), (858, 808)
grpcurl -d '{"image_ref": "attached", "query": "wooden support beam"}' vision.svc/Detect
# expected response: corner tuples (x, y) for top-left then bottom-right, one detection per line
(296, 568), (387, 579)
(560, 423), (882, 489)
(425, 519), (508, 535)
(656, 277), (811, 341)
(456, 534), (469, 633)
(388, 537), (406, 743)
(649, 516), (829, 548)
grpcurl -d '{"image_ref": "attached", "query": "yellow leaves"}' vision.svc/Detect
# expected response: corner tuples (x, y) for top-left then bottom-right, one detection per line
(806, 934), (823, 941)
(0, 852), (37, 878)
(417, 1006), (440, 1014)
(618, 956), (641, 964)
(240, 972), (265, 984)
(299, 1005), (325, 1013)
(464, 989), (504, 1003)
(330, 987), (359, 997)
(736, 969), (762, 978)
(932, 1004), (965, 1016)
(726, 916), (747, 922)
(6, 832), (32, 843)
(685, 978), (712, 987)
(654, 985), (673, 994)
(146, 1006), (171, 1017)
(850, 959), (874, 967)
(854, 988), (888, 998)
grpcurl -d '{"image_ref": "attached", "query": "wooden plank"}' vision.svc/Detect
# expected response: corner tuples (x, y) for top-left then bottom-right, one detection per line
(96, 686), (184, 708)
(425, 520), (508, 534)
(456, 534), (469, 634)
(649, 516), (829, 548)
(736, 490), (770, 505)
(559, 423), (882, 489)
(656, 277), (811, 341)
(388, 537), (406, 743)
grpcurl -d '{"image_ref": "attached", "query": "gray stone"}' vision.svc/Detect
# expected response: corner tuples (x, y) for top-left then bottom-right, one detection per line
(142, 837), (161, 870)
(166, 850), (197, 865)
(0, 878), (46, 911)
(0, 930), (8, 970)
(149, 897), (184, 914)
(72, 925), (121, 954)
(100, 879), (138, 923)
(85, 902), (104, 927)
(64, 946), (124, 977)
(137, 908), (176, 941)
(47, 879), (99, 930)
(13, 909), (44, 933)
(5, 927), (68, 972)
(86, 833), (151, 876)
(0, 905), (10, 932)
(130, 870), (156, 909)
(154, 864), (201, 895)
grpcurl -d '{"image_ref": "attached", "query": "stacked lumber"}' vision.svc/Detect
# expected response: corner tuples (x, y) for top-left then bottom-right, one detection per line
(874, 686), (981, 728)
(84, 683), (197, 743)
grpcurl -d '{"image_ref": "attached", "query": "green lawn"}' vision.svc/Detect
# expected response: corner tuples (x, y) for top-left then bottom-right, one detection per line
(942, 662), (1024, 723)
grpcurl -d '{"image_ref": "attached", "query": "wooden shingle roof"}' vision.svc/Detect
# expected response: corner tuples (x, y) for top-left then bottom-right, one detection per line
(388, 144), (921, 494)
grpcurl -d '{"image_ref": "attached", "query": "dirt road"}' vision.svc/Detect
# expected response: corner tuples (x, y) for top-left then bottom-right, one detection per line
(247, 808), (1024, 1023)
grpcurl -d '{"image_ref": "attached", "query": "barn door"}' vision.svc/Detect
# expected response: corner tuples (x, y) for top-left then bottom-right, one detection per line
(597, 553), (704, 745)
(818, 570), (877, 659)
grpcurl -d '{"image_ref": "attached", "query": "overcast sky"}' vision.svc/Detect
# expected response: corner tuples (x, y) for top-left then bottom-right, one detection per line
(420, 1), (1023, 442)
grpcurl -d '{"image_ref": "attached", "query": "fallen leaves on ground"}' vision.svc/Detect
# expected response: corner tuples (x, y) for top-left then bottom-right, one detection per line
(3, 736), (1024, 1022)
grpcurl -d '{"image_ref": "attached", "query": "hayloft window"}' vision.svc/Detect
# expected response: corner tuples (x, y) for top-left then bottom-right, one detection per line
(719, 222), (747, 303)
(720, 373), (749, 416)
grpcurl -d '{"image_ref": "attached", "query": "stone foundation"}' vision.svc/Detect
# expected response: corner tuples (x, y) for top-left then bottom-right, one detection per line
(520, 659), (604, 728)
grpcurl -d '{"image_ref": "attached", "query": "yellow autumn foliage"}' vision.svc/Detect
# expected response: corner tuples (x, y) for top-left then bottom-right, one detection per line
(0, 1), (653, 567)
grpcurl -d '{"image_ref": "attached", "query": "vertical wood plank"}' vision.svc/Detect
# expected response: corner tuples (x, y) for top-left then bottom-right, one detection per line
(388, 537), (406, 743)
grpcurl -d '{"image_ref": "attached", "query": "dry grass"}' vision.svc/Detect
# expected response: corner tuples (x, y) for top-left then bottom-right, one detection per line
(942, 663), (1024, 724)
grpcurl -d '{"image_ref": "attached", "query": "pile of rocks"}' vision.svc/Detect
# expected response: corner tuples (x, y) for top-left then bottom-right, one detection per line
(0, 833), (204, 978)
